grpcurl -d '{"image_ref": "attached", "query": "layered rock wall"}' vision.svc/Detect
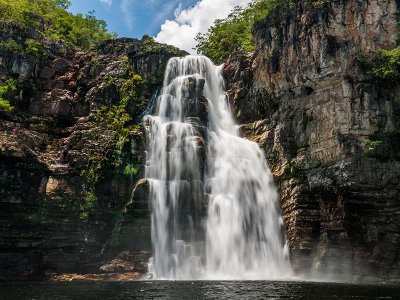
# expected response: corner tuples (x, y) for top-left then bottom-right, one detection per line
(0, 27), (185, 280)
(225, 0), (400, 279)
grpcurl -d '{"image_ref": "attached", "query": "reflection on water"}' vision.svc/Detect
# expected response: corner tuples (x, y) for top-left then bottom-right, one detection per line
(0, 280), (399, 300)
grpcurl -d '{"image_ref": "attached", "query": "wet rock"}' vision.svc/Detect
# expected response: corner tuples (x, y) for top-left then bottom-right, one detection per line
(225, 0), (400, 279)
(187, 76), (205, 99)
(185, 96), (208, 124)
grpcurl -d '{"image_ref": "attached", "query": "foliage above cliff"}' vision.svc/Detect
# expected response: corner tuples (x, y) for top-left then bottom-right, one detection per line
(0, 0), (116, 50)
(195, 0), (332, 64)
(195, 0), (282, 64)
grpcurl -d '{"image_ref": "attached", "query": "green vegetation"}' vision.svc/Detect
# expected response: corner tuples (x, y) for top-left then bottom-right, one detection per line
(92, 99), (135, 171)
(96, 65), (143, 170)
(123, 164), (140, 176)
(80, 166), (100, 220)
(370, 47), (400, 83)
(365, 140), (383, 156)
(195, 0), (332, 64)
(358, 46), (400, 86)
(0, 0), (115, 50)
(79, 102), (132, 220)
(195, 0), (282, 64)
(141, 35), (162, 53)
(0, 39), (23, 54)
(0, 78), (17, 113)
(79, 68), (144, 220)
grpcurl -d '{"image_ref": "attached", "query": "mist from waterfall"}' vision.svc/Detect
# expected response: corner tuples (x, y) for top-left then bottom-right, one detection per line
(144, 55), (291, 280)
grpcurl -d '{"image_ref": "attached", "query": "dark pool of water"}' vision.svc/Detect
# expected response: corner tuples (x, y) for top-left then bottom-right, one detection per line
(0, 280), (399, 300)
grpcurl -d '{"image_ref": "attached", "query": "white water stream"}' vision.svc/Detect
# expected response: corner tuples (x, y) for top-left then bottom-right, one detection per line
(144, 56), (290, 280)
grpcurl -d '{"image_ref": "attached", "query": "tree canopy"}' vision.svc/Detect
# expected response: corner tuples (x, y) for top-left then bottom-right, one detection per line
(194, 0), (282, 64)
(0, 0), (116, 50)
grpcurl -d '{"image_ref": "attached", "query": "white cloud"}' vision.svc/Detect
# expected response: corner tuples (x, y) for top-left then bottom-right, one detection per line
(100, 0), (113, 6)
(155, 0), (252, 54)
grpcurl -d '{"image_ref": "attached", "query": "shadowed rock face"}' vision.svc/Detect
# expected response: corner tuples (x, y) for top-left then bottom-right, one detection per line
(0, 26), (187, 280)
(224, 0), (400, 280)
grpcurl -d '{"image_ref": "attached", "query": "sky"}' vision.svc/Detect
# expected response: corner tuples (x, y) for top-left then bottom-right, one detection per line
(68, 0), (252, 54)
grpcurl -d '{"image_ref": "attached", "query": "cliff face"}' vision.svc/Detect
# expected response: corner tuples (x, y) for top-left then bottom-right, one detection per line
(225, 0), (400, 279)
(0, 24), (186, 280)
(2, 0), (400, 282)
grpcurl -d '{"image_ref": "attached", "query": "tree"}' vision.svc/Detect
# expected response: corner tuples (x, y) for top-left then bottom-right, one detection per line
(0, 0), (115, 50)
(194, 0), (284, 64)
(53, 0), (71, 9)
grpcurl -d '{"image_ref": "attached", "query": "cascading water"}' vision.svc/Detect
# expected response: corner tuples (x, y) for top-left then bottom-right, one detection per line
(144, 56), (291, 280)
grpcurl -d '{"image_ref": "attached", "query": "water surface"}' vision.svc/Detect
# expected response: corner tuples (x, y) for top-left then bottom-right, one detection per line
(1, 280), (399, 299)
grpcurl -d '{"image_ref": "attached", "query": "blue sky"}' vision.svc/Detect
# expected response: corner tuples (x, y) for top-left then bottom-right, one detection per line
(68, 0), (197, 38)
(68, 0), (252, 53)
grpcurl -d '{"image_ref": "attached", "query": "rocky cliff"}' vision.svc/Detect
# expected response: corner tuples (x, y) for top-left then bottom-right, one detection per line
(224, 0), (400, 279)
(0, 22), (186, 280)
(1, 0), (400, 282)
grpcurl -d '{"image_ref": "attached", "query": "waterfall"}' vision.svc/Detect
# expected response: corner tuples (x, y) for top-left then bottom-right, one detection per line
(144, 56), (291, 280)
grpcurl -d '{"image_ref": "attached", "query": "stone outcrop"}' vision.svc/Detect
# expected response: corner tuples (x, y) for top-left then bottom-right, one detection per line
(0, 24), (186, 281)
(224, 0), (400, 279)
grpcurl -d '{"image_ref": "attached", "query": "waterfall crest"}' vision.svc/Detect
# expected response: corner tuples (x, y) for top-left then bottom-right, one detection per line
(144, 56), (291, 280)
